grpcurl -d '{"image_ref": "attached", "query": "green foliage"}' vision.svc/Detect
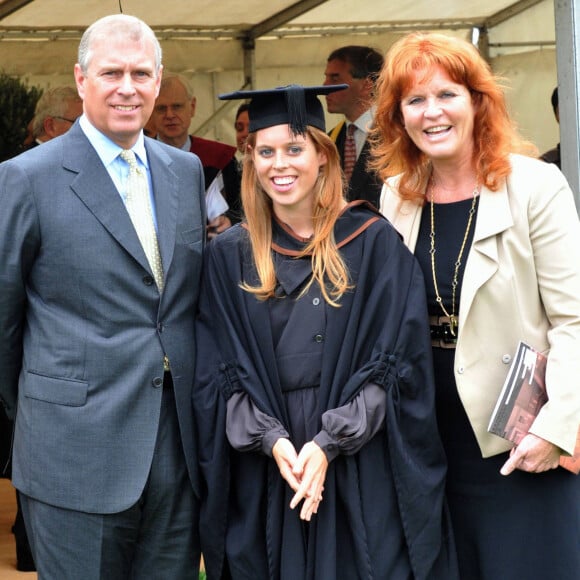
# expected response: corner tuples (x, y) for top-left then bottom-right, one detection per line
(0, 71), (43, 162)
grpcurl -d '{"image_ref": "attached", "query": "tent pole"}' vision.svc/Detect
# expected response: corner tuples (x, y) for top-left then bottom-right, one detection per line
(243, 36), (256, 90)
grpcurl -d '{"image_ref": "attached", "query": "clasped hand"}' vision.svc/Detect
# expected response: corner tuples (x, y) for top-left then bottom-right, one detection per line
(272, 438), (328, 521)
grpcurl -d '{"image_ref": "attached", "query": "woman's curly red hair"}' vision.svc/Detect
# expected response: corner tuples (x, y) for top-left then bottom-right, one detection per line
(369, 32), (536, 202)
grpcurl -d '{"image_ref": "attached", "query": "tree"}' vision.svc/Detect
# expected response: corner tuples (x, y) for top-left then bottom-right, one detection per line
(0, 71), (43, 162)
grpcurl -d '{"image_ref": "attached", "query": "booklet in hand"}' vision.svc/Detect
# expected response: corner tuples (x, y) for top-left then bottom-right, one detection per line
(488, 341), (580, 474)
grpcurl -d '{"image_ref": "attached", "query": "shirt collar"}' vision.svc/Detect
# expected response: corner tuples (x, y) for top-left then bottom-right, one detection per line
(350, 107), (375, 134)
(79, 114), (148, 169)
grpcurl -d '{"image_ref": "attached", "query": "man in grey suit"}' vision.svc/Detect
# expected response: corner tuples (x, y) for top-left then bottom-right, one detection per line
(0, 14), (205, 579)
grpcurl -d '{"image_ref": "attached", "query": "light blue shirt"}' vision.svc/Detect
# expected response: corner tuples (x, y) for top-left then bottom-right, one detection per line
(79, 115), (159, 228)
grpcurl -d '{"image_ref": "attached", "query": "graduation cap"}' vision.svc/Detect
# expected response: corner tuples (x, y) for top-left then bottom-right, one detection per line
(219, 84), (348, 135)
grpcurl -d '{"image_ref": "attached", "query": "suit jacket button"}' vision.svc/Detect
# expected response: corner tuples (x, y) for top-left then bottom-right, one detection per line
(143, 275), (154, 286)
(152, 377), (163, 388)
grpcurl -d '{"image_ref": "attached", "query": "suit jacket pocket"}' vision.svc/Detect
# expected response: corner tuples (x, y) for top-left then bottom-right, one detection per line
(23, 371), (88, 407)
(179, 225), (204, 248)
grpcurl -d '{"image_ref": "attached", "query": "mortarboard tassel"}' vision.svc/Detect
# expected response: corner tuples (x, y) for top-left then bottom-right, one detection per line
(285, 85), (307, 136)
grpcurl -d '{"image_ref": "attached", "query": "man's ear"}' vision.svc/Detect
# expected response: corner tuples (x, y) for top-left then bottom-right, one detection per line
(362, 77), (376, 107)
(190, 96), (197, 117)
(44, 117), (57, 140)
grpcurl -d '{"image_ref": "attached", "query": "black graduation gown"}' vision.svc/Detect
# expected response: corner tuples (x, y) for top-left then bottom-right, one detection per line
(194, 202), (457, 580)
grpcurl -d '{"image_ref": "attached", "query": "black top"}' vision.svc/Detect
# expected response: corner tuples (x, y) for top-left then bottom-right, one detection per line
(415, 196), (479, 317)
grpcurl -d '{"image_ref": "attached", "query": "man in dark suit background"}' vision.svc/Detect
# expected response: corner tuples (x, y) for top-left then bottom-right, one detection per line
(540, 87), (561, 169)
(323, 45), (384, 207)
(0, 14), (205, 579)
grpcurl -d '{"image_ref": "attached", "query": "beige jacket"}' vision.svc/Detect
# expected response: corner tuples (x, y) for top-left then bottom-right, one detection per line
(381, 154), (580, 457)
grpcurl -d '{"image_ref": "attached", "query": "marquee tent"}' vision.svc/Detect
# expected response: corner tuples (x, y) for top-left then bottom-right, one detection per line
(1, 0), (577, 198)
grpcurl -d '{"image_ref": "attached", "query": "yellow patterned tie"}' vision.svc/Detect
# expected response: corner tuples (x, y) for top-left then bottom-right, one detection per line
(119, 149), (164, 292)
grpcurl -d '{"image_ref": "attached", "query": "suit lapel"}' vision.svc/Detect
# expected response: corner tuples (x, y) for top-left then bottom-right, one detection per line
(66, 128), (151, 273)
(459, 183), (513, 326)
(66, 127), (179, 281)
(147, 142), (179, 281)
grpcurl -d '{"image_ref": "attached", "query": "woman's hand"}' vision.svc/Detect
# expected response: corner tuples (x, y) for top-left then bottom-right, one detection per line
(500, 432), (561, 475)
(290, 441), (328, 521)
(272, 438), (300, 492)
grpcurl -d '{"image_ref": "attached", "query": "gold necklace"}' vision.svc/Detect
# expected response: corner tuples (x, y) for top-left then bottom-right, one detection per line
(429, 182), (479, 336)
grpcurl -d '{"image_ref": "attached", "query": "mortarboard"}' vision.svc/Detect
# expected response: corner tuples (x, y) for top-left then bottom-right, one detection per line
(219, 84), (348, 135)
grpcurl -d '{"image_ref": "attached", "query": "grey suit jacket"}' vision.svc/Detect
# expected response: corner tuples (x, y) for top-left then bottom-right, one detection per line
(0, 122), (205, 513)
(381, 154), (580, 457)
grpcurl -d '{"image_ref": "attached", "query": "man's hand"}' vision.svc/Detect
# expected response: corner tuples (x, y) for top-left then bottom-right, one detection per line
(207, 214), (231, 239)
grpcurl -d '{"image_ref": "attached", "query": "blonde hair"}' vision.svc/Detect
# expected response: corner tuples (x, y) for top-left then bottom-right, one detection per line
(370, 32), (536, 203)
(241, 126), (351, 307)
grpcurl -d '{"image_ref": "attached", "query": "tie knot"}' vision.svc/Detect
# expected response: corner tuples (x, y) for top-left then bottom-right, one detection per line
(120, 149), (138, 170)
(347, 123), (356, 137)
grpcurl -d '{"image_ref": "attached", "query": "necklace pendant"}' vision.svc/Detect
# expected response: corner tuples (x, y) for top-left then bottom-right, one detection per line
(449, 315), (458, 337)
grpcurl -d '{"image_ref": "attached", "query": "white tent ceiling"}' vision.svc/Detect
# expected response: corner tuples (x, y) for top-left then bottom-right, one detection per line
(0, 0), (560, 154)
(0, 0), (555, 56)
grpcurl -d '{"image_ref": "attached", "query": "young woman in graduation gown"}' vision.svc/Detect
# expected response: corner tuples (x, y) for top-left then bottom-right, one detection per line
(194, 84), (458, 580)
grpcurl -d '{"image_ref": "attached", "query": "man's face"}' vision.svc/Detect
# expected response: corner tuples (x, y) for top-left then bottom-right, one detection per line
(151, 81), (196, 147)
(323, 58), (371, 122)
(74, 35), (161, 149)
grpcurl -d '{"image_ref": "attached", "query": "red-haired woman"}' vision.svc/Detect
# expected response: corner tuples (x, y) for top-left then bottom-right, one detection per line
(373, 31), (580, 579)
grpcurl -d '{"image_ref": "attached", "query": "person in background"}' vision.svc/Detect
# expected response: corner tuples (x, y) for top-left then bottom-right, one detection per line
(373, 31), (580, 579)
(194, 83), (457, 580)
(540, 87), (560, 169)
(226, 102), (250, 222)
(21, 118), (35, 150)
(143, 113), (158, 138)
(31, 85), (83, 146)
(0, 14), (206, 578)
(323, 45), (384, 206)
(234, 102), (250, 158)
(151, 73), (242, 235)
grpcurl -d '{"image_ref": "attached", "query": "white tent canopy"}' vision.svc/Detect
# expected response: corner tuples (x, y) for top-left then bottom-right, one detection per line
(0, 0), (565, 170)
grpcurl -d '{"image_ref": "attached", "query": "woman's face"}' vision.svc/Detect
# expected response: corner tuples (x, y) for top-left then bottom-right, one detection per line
(400, 66), (475, 166)
(235, 109), (250, 153)
(251, 124), (327, 219)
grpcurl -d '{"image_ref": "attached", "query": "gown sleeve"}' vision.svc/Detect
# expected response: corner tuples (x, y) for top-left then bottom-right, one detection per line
(226, 384), (386, 462)
(313, 382), (386, 462)
(226, 391), (290, 457)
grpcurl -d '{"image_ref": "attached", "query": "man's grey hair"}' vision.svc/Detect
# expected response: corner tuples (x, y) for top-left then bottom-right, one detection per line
(159, 72), (194, 99)
(77, 14), (162, 75)
(32, 86), (82, 138)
